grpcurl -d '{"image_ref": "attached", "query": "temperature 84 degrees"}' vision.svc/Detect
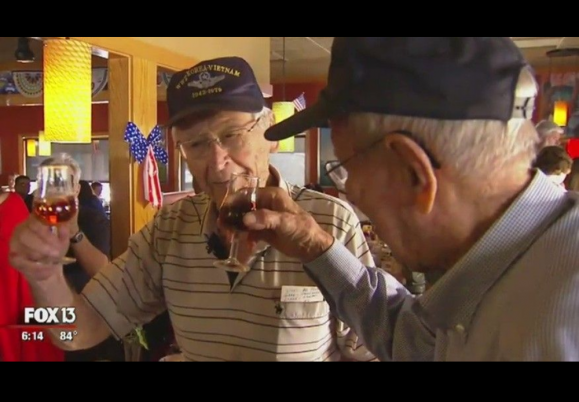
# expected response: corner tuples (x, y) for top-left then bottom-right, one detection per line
(60, 330), (78, 342)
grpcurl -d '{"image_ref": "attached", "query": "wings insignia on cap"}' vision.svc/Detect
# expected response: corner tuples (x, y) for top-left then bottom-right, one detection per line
(188, 72), (226, 89)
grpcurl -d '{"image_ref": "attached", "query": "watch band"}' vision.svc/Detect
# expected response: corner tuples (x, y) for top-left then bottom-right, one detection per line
(70, 231), (85, 244)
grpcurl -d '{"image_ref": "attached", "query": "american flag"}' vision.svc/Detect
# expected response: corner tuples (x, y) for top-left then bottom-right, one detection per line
(143, 146), (163, 209)
(293, 93), (306, 112)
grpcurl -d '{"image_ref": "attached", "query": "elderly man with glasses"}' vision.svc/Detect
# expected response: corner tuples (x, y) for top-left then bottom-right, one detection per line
(243, 38), (579, 361)
(9, 57), (376, 362)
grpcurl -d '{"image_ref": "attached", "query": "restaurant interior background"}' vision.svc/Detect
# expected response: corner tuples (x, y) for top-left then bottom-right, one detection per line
(0, 37), (578, 361)
(0, 37), (578, 212)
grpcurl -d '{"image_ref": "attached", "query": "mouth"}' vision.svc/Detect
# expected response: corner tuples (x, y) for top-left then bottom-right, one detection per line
(210, 172), (248, 185)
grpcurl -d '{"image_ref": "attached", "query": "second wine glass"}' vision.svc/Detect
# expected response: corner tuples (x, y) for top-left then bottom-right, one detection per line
(213, 173), (260, 273)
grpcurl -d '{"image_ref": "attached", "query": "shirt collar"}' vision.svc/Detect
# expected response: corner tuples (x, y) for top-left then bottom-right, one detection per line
(418, 170), (576, 334)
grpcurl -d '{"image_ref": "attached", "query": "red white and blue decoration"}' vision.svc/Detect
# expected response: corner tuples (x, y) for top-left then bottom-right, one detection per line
(124, 122), (168, 209)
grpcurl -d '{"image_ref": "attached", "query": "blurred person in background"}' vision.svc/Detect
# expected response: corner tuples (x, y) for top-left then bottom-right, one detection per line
(535, 120), (565, 150)
(533, 146), (573, 188)
(0, 191), (64, 361)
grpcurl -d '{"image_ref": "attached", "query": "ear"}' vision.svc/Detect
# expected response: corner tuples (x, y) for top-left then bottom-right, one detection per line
(269, 140), (279, 154)
(383, 134), (438, 214)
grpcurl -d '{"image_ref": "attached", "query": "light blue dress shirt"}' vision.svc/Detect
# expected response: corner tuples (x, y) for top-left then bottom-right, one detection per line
(305, 171), (579, 361)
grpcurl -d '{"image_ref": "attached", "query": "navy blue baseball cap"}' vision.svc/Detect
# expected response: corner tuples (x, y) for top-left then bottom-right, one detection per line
(265, 37), (535, 141)
(166, 56), (266, 127)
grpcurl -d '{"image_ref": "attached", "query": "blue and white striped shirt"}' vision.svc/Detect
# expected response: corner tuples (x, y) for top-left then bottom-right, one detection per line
(305, 171), (579, 361)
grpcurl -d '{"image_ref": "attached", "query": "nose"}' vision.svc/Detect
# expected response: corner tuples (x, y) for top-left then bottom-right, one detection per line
(206, 140), (230, 171)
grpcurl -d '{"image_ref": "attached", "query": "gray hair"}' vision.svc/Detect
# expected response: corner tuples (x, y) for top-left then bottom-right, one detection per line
(254, 107), (274, 131)
(40, 153), (82, 182)
(535, 120), (564, 149)
(536, 120), (564, 137)
(348, 67), (539, 180)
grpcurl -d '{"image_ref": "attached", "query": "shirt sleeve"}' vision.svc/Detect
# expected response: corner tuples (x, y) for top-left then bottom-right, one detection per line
(329, 209), (380, 361)
(305, 240), (415, 361)
(80, 218), (165, 340)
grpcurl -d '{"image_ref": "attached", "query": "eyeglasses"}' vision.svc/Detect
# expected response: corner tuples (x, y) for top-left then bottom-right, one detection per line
(176, 117), (262, 160)
(325, 129), (441, 194)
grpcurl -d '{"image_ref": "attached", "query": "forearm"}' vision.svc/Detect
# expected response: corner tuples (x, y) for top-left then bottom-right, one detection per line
(27, 272), (112, 351)
(304, 240), (414, 361)
(70, 237), (109, 277)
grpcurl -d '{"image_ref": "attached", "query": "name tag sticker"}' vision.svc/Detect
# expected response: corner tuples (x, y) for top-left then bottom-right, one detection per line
(281, 286), (324, 303)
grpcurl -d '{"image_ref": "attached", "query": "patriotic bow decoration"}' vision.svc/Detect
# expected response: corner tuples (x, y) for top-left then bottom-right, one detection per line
(124, 122), (168, 165)
(124, 122), (169, 209)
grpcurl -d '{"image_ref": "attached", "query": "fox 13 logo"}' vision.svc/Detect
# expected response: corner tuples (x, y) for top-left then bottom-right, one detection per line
(23, 307), (76, 325)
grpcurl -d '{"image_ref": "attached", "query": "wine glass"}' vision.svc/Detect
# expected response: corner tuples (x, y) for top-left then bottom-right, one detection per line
(33, 157), (78, 265)
(213, 173), (260, 273)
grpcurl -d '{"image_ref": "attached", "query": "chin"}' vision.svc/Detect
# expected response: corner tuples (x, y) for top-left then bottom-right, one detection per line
(209, 170), (249, 184)
(210, 180), (230, 186)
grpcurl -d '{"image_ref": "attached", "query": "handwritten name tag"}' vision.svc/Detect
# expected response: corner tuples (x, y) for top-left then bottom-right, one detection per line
(281, 286), (324, 303)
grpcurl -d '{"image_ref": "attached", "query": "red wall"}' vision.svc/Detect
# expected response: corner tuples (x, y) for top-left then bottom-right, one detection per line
(0, 82), (327, 189)
(0, 102), (170, 186)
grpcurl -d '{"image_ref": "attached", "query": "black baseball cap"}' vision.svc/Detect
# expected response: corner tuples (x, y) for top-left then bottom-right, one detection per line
(265, 37), (534, 141)
(165, 56), (266, 127)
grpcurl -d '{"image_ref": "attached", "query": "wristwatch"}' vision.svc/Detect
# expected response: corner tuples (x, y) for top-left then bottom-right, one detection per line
(70, 231), (85, 244)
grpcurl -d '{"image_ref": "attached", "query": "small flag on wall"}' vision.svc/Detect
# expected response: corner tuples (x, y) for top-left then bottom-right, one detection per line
(272, 93), (308, 153)
(293, 93), (306, 112)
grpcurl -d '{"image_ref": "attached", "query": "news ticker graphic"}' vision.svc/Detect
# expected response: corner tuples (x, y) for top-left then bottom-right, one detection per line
(0, 307), (78, 342)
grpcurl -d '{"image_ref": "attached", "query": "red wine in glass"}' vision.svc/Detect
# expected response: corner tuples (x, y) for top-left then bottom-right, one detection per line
(218, 188), (257, 232)
(33, 195), (78, 226)
(35, 156), (78, 265)
(214, 173), (260, 273)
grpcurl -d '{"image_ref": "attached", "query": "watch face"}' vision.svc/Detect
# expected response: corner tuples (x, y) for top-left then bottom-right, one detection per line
(72, 232), (84, 243)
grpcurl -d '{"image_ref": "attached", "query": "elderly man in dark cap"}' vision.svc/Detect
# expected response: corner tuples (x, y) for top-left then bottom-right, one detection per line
(243, 37), (579, 361)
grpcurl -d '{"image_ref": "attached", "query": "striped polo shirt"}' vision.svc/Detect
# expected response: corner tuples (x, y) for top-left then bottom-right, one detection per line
(81, 167), (376, 361)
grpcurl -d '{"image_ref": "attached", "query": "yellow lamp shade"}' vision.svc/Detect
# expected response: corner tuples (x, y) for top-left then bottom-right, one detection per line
(43, 38), (92, 143)
(38, 131), (52, 156)
(553, 101), (568, 127)
(26, 139), (37, 157)
(272, 102), (295, 153)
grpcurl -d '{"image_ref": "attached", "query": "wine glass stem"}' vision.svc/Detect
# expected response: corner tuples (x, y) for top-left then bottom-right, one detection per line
(229, 232), (240, 261)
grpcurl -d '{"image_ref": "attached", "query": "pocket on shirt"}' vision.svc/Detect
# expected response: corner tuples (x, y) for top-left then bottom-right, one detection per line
(278, 301), (330, 319)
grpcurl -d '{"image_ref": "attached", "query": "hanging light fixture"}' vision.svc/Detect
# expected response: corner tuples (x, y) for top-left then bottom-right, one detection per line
(545, 47), (579, 129)
(553, 101), (568, 127)
(273, 102), (295, 152)
(272, 37), (295, 152)
(26, 139), (37, 157)
(43, 38), (92, 143)
(15, 37), (35, 63)
(38, 131), (52, 156)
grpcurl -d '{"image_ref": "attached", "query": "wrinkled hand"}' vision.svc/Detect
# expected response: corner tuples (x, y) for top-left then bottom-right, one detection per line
(9, 216), (71, 282)
(242, 187), (334, 263)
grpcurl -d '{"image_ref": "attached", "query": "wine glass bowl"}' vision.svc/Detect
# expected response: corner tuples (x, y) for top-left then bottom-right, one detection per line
(218, 187), (258, 232)
(34, 156), (78, 265)
(213, 173), (260, 273)
(33, 195), (78, 226)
